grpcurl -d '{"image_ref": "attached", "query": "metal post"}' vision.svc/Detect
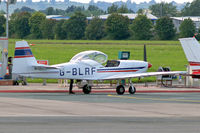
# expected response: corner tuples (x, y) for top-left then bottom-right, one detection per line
(160, 2), (162, 18)
(6, 1), (9, 38)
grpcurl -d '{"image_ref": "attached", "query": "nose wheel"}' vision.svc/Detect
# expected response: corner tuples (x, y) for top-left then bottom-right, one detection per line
(129, 85), (136, 94)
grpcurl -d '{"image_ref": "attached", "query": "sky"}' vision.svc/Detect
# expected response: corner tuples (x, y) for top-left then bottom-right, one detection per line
(69, 0), (193, 4)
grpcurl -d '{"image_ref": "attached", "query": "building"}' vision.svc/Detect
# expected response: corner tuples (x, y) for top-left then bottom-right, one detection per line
(47, 13), (158, 24)
(171, 17), (200, 32)
(46, 15), (70, 20)
(87, 13), (158, 24)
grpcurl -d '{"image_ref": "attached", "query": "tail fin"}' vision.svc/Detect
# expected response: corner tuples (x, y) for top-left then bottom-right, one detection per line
(12, 41), (38, 75)
(179, 37), (200, 77)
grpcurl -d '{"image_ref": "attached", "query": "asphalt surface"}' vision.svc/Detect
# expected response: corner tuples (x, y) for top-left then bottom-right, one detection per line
(1, 92), (200, 104)
(0, 84), (200, 133)
(0, 116), (200, 133)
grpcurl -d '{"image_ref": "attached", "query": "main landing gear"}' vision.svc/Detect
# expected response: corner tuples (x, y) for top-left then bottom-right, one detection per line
(83, 84), (92, 94)
(116, 80), (136, 95)
(72, 79), (136, 95)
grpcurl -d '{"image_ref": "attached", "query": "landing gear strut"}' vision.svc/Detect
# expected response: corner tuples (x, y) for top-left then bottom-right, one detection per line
(129, 79), (136, 94)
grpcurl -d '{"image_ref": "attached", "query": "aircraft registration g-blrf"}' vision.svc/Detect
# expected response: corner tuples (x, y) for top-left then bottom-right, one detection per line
(12, 41), (186, 95)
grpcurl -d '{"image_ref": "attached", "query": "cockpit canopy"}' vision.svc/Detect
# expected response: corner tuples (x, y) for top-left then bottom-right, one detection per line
(70, 50), (108, 64)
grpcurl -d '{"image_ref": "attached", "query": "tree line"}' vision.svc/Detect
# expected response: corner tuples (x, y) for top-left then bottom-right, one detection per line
(0, 11), (197, 40)
(13, 4), (134, 18)
(0, 0), (200, 40)
(12, 0), (200, 18)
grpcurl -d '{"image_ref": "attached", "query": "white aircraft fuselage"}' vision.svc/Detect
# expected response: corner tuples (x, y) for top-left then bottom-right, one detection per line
(16, 58), (149, 80)
(12, 41), (185, 95)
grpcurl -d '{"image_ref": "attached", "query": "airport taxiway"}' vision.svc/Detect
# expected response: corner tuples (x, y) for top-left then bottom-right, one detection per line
(0, 83), (200, 132)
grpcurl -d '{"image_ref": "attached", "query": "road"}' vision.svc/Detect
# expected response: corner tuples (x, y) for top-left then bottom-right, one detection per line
(0, 116), (200, 133)
(0, 92), (200, 133)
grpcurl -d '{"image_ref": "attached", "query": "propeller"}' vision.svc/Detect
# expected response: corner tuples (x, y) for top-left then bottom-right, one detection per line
(144, 44), (147, 62)
(144, 44), (152, 68)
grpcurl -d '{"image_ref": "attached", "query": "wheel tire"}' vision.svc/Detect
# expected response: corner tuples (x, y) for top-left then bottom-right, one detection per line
(83, 85), (92, 94)
(116, 85), (125, 95)
(13, 81), (19, 85)
(129, 86), (136, 94)
(22, 81), (27, 86)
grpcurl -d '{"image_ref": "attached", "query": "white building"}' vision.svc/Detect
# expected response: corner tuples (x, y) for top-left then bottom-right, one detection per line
(47, 13), (158, 24)
(88, 13), (158, 24)
(46, 15), (70, 20)
(171, 17), (200, 32)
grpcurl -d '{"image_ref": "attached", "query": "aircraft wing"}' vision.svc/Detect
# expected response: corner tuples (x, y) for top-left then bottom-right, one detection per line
(101, 71), (187, 80)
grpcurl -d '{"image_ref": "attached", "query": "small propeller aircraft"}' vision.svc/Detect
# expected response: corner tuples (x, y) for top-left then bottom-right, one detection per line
(180, 37), (200, 78)
(12, 41), (186, 95)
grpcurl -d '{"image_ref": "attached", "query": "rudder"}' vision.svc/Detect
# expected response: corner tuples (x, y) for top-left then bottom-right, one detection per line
(12, 41), (38, 75)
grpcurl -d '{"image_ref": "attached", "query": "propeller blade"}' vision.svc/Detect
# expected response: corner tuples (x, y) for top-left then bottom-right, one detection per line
(144, 44), (147, 62)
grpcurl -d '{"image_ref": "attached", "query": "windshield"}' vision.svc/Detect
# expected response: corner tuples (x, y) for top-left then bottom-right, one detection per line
(70, 50), (108, 64)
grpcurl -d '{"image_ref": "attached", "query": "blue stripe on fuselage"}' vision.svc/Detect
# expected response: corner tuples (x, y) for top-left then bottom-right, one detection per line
(97, 67), (145, 71)
(15, 49), (33, 56)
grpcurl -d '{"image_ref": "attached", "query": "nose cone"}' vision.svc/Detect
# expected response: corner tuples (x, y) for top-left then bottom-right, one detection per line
(148, 62), (152, 68)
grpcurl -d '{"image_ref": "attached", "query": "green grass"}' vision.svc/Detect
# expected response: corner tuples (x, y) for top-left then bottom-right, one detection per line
(8, 39), (187, 83)
(8, 39), (180, 45)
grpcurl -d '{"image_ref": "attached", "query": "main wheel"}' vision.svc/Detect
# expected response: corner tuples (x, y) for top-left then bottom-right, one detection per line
(116, 85), (125, 95)
(129, 86), (136, 94)
(83, 85), (92, 94)
(22, 81), (27, 86)
(13, 81), (19, 85)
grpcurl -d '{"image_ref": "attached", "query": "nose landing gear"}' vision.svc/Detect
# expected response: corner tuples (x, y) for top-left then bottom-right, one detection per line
(128, 85), (136, 94)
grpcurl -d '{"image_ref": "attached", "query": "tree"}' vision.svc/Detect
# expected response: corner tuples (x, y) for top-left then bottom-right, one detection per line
(88, 5), (100, 11)
(40, 7), (65, 15)
(85, 17), (105, 40)
(149, 2), (178, 17)
(137, 9), (144, 14)
(0, 14), (6, 36)
(105, 13), (130, 40)
(155, 17), (176, 40)
(29, 12), (46, 39)
(179, 18), (195, 38)
(54, 20), (66, 40)
(14, 6), (35, 13)
(130, 15), (153, 40)
(65, 6), (85, 13)
(64, 12), (87, 40)
(117, 5), (129, 13)
(87, 5), (105, 16)
(46, 7), (55, 15)
(14, 12), (31, 38)
(9, 13), (18, 38)
(0, 10), (6, 14)
(107, 4), (118, 14)
(181, 0), (200, 16)
(41, 19), (56, 39)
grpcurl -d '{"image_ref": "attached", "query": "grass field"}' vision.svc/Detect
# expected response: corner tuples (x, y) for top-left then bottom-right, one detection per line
(8, 39), (188, 83)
